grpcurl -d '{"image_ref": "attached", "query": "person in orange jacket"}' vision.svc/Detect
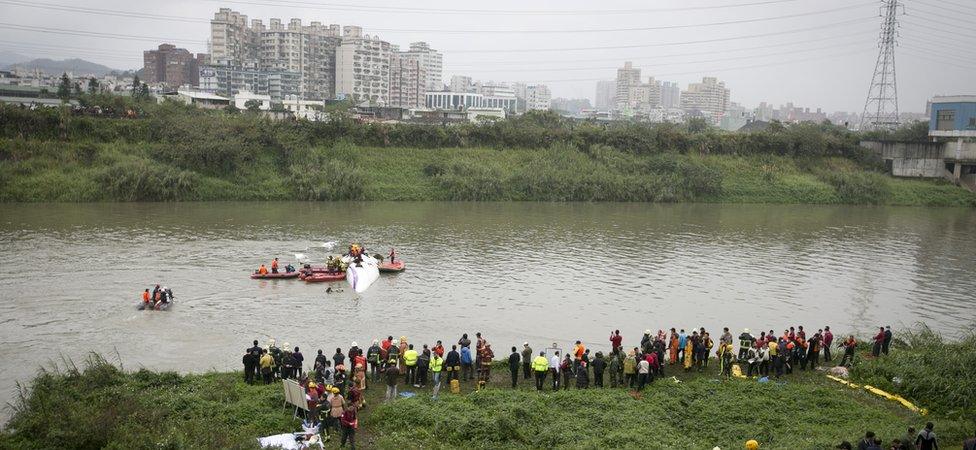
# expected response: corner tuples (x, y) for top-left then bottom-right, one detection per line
(271, 258), (279, 274)
(141, 289), (150, 305)
(257, 264), (268, 275)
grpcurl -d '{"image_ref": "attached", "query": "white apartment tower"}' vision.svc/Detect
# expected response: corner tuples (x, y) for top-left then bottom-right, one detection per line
(400, 42), (442, 91)
(661, 81), (680, 109)
(680, 76), (730, 122)
(524, 84), (551, 111)
(335, 26), (392, 105)
(450, 75), (473, 93)
(615, 61), (641, 110)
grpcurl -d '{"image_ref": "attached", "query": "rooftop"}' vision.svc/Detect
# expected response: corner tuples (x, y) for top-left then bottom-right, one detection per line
(930, 95), (976, 104)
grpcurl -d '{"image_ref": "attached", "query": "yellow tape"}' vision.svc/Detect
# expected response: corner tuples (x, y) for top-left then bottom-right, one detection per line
(825, 375), (926, 415)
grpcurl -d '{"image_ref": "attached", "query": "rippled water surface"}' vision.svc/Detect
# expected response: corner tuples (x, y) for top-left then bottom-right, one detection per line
(1, 202), (974, 419)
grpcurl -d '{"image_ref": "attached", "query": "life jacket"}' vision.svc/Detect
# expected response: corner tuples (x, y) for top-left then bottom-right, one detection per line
(271, 260), (278, 269)
(430, 356), (443, 372)
(532, 356), (548, 372)
(142, 291), (149, 302)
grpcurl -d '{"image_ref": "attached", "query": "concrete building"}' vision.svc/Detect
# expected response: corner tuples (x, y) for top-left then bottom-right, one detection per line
(520, 84), (551, 111)
(232, 90), (272, 110)
(174, 88), (231, 109)
(720, 102), (753, 131)
(425, 91), (483, 110)
(335, 26), (392, 105)
(199, 64), (301, 100)
(210, 9), (258, 66)
(614, 61), (641, 111)
(680, 76), (730, 123)
(450, 75), (473, 93)
(661, 81), (680, 109)
(400, 42), (442, 90)
(282, 95), (326, 120)
(595, 80), (616, 111)
(389, 49), (426, 109)
(476, 81), (518, 112)
(143, 44), (206, 88)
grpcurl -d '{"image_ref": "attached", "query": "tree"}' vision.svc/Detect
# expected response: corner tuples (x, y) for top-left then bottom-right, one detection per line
(87, 77), (100, 94)
(243, 99), (262, 112)
(73, 82), (83, 97)
(131, 75), (141, 96)
(686, 117), (710, 133)
(57, 73), (71, 100)
(140, 83), (150, 98)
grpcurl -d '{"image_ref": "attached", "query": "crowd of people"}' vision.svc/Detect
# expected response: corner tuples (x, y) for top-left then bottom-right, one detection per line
(139, 284), (173, 309)
(240, 323), (907, 449)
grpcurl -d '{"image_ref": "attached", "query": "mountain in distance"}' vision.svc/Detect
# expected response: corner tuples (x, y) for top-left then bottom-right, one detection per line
(6, 58), (118, 76)
(0, 50), (30, 67)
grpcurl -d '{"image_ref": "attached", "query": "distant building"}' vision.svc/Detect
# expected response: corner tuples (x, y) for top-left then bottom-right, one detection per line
(661, 81), (680, 109)
(450, 75), (473, 93)
(594, 80), (615, 111)
(335, 26), (392, 105)
(614, 61), (641, 111)
(551, 97), (593, 115)
(389, 48), (427, 109)
(143, 44), (206, 88)
(400, 42), (442, 91)
(522, 84), (551, 111)
(680, 76), (730, 123)
(425, 91), (483, 110)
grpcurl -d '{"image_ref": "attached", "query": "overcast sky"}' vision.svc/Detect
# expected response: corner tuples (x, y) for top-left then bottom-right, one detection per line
(1, 0), (973, 113)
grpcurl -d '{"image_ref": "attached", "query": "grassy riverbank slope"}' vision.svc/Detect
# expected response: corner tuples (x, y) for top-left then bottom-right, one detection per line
(1, 103), (973, 205)
(3, 333), (973, 449)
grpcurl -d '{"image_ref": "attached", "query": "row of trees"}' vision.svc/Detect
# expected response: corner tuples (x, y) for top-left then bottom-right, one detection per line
(56, 73), (149, 101)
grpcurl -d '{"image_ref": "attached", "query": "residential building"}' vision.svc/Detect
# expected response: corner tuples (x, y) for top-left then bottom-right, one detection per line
(450, 75), (473, 93)
(400, 42), (442, 90)
(720, 102), (753, 130)
(335, 26), (392, 105)
(517, 83), (551, 111)
(551, 98), (592, 115)
(614, 61), (641, 110)
(143, 44), (206, 87)
(680, 76), (730, 123)
(661, 81), (680, 109)
(199, 64), (301, 100)
(389, 49), (426, 109)
(595, 80), (615, 111)
(210, 9), (258, 65)
(476, 81), (518, 112)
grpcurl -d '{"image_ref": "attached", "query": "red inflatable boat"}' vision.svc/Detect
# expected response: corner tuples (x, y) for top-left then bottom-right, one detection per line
(378, 261), (406, 273)
(250, 271), (300, 279)
(303, 271), (346, 282)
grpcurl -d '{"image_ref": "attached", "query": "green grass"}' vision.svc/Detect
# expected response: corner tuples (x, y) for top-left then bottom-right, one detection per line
(4, 338), (974, 450)
(2, 139), (973, 205)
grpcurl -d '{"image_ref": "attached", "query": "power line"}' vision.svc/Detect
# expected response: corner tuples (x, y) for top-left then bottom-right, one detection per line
(900, 20), (976, 40)
(912, 0), (976, 19)
(443, 18), (876, 53)
(907, 8), (976, 26)
(0, 23), (208, 45)
(455, 42), (867, 74)
(366, 4), (875, 34)
(512, 48), (875, 83)
(0, 0), (874, 35)
(202, 0), (813, 16)
(899, 48), (976, 70)
(448, 30), (878, 67)
(0, 0), (208, 23)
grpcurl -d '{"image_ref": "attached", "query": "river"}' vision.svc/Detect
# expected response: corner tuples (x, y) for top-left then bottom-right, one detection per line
(1, 202), (974, 421)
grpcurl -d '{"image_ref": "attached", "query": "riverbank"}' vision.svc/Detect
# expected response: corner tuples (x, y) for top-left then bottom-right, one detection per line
(2, 103), (972, 205)
(2, 142), (973, 205)
(3, 330), (973, 449)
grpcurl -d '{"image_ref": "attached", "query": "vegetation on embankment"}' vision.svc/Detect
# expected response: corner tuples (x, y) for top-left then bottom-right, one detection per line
(3, 332), (974, 449)
(1, 101), (973, 205)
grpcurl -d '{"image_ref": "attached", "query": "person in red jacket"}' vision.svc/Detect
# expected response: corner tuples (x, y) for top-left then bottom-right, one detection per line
(339, 405), (358, 448)
(609, 330), (622, 353)
(872, 327), (885, 357)
(823, 326), (834, 361)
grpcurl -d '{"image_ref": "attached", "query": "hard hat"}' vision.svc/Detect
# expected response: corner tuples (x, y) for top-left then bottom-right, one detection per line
(746, 439), (760, 450)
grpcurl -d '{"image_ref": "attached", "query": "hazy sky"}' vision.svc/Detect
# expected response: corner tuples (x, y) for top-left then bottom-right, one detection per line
(1, 0), (973, 112)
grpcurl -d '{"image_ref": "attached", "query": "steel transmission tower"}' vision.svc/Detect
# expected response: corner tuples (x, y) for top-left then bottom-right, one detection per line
(860, 0), (902, 131)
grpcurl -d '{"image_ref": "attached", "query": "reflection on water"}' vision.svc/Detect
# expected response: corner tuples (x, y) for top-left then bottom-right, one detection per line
(1, 202), (974, 419)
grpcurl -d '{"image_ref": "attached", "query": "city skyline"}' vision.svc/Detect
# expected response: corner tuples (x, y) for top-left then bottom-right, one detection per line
(0, 0), (973, 113)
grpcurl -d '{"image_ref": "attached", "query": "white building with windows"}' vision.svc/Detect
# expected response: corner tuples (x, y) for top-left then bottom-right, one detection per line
(680, 76), (730, 123)
(400, 42), (442, 91)
(335, 26), (392, 106)
(425, 91), (483, 110)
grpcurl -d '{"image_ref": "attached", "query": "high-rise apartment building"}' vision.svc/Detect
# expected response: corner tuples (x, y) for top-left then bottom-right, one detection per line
(210, 9), (257, 65)
(389, 49), (426, 109)
(400, 42), (442, 91)
(335, 26), (392, 105)
(450, 75), (473, 93)
(143, 44), (206, 87)
(680, 76), (730, 122)
(615, 61), (641, 110)
(661, 81), (680, 109)
(595, 80), (616, 111)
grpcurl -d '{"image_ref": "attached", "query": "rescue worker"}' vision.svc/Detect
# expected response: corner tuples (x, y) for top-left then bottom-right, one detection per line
(872, 327), (885, 357)
(366, 340), (382, 382)
(532, 351), (549, 390)
(384, 363), (400, 402)
(823, 326), (834, 361)
(882, 326), (893, 356)
(591, 351), (606, 388)
(609, 330), (622, 353)
(459, 345), (473, 381)
(840, 335), (857, 367)
(257, 264), (268, 275)
(402, 344), (418, 385)
(141, 289), (150, 306)
(388, 247), (396, 264)
(608, 348), (623, 388)
(478, 344), (494, 387)
(624, 348), (637, 388)
(573, 340), (585, 359)
(415, 346), (430, 388)
(738, 329), (755, 361)
(429, 350), (444, 398)
(549, 351), (561, 390)
(260, 349), (274, 384)
(271, 257), (279, 274)
(560, 354), (573, 390)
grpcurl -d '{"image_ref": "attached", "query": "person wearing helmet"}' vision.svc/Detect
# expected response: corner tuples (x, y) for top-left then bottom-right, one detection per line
(745, 439), (760, 450)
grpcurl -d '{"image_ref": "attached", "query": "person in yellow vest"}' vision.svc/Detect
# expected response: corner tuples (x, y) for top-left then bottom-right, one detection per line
(403, 344), (418, 386)
(429, 352), (444, 399)
(532, 351), (549, 391)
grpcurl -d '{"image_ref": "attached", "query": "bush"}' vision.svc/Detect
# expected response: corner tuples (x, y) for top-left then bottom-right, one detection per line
(98, 159), (198, 201)
(817, 170), (891, 204)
